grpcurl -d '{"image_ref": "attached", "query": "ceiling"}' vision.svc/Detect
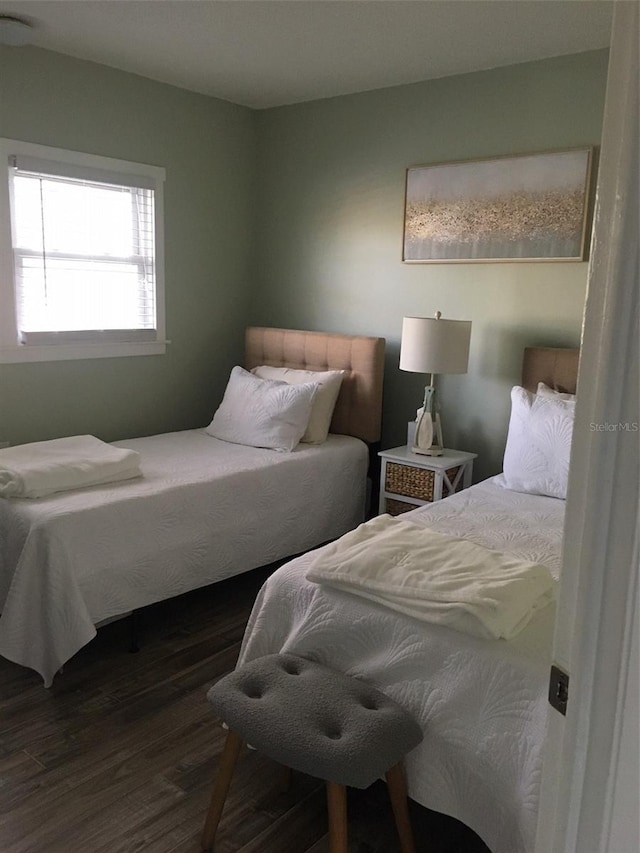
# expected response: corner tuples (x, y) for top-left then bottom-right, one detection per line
(0, 0), (613, 109)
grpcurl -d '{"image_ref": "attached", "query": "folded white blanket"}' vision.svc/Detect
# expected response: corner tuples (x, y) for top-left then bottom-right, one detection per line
(0, 435), (142, 499)
(306, 514), (556, 640)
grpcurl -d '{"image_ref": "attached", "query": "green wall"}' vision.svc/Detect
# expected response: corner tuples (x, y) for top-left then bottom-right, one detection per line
(0, 46), (255, 444)
(0, 48), (609, 479)
(252, 51), (609, 479)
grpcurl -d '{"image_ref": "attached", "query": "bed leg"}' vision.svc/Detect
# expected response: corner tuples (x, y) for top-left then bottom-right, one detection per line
(129, 610), (140, 653)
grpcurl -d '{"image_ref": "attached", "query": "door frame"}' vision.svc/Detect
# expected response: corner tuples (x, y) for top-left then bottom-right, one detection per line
(535, 4), (639, 851)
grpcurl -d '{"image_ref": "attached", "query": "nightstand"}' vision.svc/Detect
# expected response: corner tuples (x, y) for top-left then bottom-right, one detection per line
(378, 446), (477, 517)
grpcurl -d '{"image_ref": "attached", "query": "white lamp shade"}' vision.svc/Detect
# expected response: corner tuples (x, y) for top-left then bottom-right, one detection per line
(400, 315), (471, 374)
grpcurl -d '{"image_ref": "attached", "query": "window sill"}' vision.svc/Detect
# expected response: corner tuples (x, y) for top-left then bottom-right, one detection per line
(0, 340), (168, 364)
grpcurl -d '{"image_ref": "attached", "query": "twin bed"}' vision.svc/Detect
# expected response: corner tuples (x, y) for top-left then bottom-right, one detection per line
(237, 345), (578, 853)
(0, 326), (385, 686)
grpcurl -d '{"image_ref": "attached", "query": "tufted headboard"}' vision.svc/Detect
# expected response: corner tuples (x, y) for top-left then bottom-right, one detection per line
(244, 326), (386, 444)
(522, 347), (580, 394)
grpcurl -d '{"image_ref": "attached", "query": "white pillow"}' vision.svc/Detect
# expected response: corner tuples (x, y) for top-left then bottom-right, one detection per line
(502, 385), (575, 499)
(537, 381), (576, 401)
(206, 366), (318, 452)
(251, 366), (346, 444)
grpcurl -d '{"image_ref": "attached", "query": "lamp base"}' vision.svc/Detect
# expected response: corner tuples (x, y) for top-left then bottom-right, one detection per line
(412, 444), (444, 457)
(411, 410), (444, 456)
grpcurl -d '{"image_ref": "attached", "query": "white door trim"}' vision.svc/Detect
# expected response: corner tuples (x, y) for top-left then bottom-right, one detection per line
(535, 3), (639, 851)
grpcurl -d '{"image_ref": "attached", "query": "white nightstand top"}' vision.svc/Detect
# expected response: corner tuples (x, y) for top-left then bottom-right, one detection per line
(378, 446), (477, 468)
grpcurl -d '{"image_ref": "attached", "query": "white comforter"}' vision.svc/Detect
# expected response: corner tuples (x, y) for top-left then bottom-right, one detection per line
(0, 429), (367, 686)
(238, 476), (565, 853)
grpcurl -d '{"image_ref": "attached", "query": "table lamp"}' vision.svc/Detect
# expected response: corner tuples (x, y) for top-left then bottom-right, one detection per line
(399, 312), (472, 456)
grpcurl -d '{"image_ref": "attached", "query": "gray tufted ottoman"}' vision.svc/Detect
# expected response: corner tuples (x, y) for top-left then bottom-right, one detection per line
(201, 653), (423, 853)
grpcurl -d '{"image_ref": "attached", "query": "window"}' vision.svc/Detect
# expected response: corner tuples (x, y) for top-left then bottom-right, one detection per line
(0, 139), (166, 362)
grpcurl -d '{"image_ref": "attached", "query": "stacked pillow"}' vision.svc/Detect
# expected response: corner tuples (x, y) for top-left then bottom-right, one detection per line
(502, 382), (576, 499)
(206, 365), (345, 452)
(251, 366), (346, 444)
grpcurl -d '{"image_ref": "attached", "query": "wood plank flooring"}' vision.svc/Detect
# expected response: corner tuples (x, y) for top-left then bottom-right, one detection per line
(0, 565), (490, 853)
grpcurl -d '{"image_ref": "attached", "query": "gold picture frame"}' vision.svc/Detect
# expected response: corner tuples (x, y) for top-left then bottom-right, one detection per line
(402, 147), (594, 263)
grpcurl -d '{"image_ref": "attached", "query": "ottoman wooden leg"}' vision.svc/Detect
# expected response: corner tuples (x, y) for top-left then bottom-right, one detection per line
(201, 729), (244, 851)
(326, 781), (349, 853)
(386, 762), (416, 853)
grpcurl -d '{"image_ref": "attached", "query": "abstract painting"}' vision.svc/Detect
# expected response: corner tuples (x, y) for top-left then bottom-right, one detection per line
(403, 148), (593, 263)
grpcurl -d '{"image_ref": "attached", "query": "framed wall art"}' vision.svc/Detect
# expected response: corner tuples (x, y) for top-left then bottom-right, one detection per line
(402, 147), (594, 263)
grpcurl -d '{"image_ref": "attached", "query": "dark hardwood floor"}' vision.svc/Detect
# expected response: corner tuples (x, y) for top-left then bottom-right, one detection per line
(0, 564), (490, 853)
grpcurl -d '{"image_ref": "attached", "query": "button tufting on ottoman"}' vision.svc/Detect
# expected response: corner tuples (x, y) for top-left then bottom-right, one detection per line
(201, 653), (423, 853)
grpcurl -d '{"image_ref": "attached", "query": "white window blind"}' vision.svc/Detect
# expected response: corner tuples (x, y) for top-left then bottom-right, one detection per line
(9, 156), (158, 345)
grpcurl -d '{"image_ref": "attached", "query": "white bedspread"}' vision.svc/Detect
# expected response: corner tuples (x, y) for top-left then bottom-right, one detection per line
(238, 477), (565, 853)
(0, 429), (367, 686)
(306, 515), (556, 640)
(0, 434), (141, 498)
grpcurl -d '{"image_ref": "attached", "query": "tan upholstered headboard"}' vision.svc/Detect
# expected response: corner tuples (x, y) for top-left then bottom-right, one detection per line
(522, 347), (580, 394)
(245, 327), (385, 444)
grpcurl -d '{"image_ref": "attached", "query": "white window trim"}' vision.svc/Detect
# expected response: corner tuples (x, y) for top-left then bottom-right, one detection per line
(0, 138), (167, 363)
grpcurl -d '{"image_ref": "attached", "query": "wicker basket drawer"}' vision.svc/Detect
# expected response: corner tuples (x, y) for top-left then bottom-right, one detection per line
(386, 462), (435, 501)
(385, 498), (418, 517)
(385, 462), (463, 502)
